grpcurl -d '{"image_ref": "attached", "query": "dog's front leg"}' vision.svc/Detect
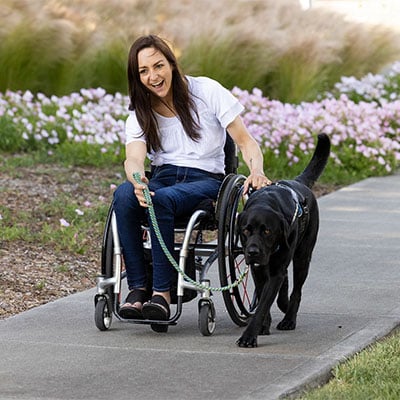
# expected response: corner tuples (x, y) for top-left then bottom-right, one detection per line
(259, 312), (271, 335)
(236, 275), (284, 348)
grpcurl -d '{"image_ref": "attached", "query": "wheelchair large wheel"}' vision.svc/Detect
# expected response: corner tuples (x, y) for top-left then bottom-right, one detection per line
(217, 174), (256, 327)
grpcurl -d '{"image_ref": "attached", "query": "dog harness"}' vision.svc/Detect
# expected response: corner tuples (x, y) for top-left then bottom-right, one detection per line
(274, 182), (303, 226)
(274, 182), (310, 241)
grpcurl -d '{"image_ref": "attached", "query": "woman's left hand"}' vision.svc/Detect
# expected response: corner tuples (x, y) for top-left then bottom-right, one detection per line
(243, 171), (272, 195)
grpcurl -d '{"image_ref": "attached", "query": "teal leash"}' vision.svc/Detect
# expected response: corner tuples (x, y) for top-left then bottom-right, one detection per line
(133, 172), (248, 292)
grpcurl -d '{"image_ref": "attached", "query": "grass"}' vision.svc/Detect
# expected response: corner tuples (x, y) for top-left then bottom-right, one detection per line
(300, 329), (400, 400)
(0, 155), (116, 254)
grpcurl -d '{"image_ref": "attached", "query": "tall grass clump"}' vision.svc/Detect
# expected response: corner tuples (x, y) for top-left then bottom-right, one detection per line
(0, 19), (129, 95)
(0, 19), (75, 95)
(180, 33), (273, 92)
(1, 0), (400, 100)
(69, 37), (129, 94)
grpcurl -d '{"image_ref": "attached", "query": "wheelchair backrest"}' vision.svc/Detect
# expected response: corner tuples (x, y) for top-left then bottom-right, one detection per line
(224, 133), (238, 175)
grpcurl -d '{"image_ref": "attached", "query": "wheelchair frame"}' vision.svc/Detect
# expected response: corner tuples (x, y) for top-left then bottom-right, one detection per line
(94, 136), (256, 335)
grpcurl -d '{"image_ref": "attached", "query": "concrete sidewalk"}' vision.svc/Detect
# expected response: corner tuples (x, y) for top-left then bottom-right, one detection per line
(1, 173), (399, 400)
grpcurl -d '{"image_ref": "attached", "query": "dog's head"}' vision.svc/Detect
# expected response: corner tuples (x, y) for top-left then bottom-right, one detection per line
(237, 206), (290, 267)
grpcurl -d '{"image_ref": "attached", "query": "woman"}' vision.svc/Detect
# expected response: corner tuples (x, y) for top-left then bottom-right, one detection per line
(113, 34), (271, 323)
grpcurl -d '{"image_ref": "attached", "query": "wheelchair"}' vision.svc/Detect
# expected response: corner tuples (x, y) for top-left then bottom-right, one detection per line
(94, 135), (257, 336)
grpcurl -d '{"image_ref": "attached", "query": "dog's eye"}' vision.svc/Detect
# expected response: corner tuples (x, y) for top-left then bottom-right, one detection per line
(264, 229), (271, 235)
(242, 228), (251, 236)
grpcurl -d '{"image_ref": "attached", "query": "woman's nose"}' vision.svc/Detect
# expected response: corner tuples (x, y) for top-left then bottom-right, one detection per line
(149, 69), (158, 81)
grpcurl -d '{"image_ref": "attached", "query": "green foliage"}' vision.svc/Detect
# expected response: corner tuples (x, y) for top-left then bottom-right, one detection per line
(0, 115), (27, 152)
(49, 142), (125, 167)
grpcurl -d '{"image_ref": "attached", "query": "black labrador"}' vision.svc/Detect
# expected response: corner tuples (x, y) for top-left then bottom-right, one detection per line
(236, 133), (330, 347)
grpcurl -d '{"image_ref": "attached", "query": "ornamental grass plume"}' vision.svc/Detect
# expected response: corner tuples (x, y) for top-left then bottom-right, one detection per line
(1, 0), (400, 98)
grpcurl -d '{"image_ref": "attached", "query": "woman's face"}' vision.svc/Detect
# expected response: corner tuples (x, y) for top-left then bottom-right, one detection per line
(137, 47), (173, 101)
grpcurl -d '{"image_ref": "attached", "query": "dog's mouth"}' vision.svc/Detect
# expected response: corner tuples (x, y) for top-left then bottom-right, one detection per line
(244, 254), (262, 268)
(244, 250), (270, 268)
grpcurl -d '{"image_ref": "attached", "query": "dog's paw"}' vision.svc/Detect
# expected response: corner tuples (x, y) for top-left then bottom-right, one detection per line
(276, 319), (296, 330)
(259, 325), (270, 336)
(236, 335), (258, 348)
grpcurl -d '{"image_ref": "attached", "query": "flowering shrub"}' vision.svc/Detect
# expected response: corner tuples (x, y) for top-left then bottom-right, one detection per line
(0, 88), (129, 159)
(1, 64), (400, 181)
(326, 61), (400, 104)
(233, 88), (400, 177)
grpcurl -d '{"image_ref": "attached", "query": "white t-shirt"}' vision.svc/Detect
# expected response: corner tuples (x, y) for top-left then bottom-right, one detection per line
(125, 76), (244, 174)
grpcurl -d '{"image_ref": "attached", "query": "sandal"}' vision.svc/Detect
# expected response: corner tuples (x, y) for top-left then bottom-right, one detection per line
(119, 289), (148, 319)
(142, 295), (170, 321)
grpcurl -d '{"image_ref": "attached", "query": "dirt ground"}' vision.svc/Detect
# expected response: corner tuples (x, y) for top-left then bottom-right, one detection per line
(0, 163), (120, 319)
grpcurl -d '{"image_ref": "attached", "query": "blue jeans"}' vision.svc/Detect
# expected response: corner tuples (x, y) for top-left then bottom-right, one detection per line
(113, 165), (223, 292)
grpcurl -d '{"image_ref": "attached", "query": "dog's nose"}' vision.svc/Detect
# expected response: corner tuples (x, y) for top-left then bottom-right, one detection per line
(246, 245), (260, 257)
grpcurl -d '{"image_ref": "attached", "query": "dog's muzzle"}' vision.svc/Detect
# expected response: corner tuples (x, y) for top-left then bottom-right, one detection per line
(244, 245), (263, 267)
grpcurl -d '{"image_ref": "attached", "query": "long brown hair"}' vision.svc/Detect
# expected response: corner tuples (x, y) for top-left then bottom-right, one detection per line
(127, 35), (200, 152)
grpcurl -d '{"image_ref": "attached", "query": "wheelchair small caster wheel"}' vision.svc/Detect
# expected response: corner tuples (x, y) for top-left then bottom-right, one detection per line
(95, 297), (112, 331)
(151, 323), (169, 333)
(199, 302), (216, 336)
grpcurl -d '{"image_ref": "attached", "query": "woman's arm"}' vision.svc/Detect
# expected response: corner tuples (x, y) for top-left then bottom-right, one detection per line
(227, 116), (271, 194)
(124, 141), (153, 207)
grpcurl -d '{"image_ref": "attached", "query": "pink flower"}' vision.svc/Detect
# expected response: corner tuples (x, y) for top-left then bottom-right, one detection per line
(59, 218), (70, 227)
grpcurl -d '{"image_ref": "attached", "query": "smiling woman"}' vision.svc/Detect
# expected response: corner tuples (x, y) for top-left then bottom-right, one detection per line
(113, 34), (269, 322)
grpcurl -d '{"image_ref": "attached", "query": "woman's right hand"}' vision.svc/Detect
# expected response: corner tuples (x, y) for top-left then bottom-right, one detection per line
(124, 141), (151, 207)
(133, 174), (154, 207)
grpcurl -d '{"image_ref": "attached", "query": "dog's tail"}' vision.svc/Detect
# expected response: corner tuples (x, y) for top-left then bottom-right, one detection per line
(295, 133), (331, 188)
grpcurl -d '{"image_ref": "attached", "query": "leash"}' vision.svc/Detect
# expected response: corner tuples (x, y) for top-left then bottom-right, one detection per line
(133, 172), (248, 292)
